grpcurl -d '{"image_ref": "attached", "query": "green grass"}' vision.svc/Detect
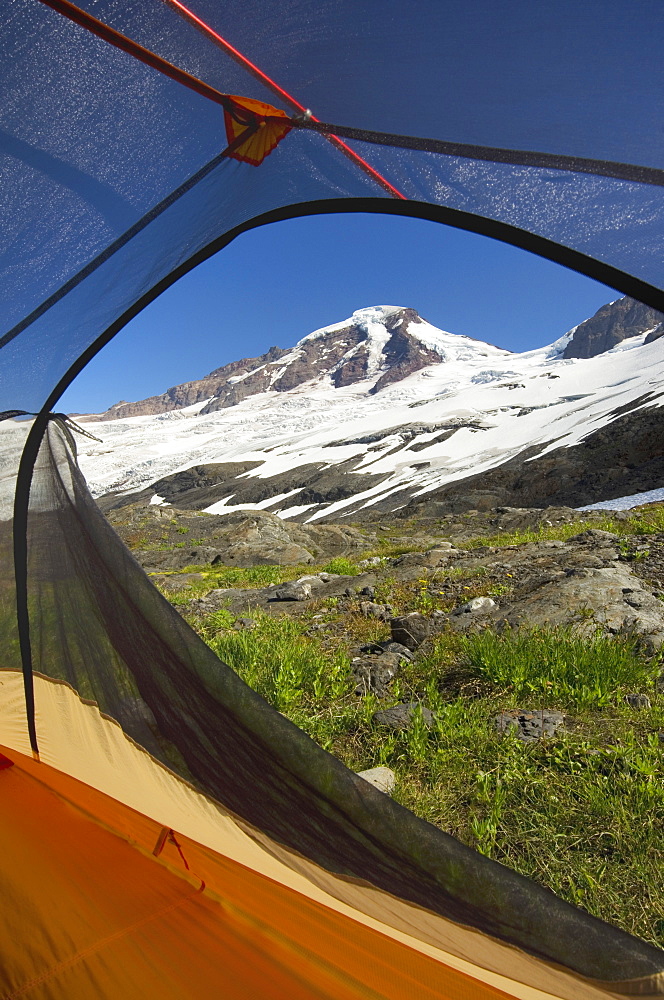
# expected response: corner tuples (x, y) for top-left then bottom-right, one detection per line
(200, 607), (664, 946)
(208, 614), (353, 712)
(463, 506), (664, 550)
(319, 556), (360, 576)
(456, 626), (660, 709)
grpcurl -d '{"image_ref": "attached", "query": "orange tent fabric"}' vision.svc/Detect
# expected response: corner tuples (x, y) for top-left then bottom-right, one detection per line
(0, 746), (518, 1000)
(1, 669), (658, 1000)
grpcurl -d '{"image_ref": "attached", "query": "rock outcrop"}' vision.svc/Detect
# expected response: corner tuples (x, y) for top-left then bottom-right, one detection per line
(107, 505), (375, 568)
(562, 297), (664, 359)
(100, 347), (289, 420)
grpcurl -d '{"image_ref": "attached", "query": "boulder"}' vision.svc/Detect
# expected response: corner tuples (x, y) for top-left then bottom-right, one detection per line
(623, 693), (651, 710)
(453, 596), (497, 616)
(482, 565), (664, 650)
(389, 613), (430, 650)
(233, 617), (256, 630)
(359, 601), (393, 621)
(355, 766), (396, 795)
(495, 709), (564, 742)
(425, 545), (458, 564)
(372, 703), (435, 730)
(272, 580), (312, 601)
(362, 639), (413, 662)
(352, 653), (402, 697)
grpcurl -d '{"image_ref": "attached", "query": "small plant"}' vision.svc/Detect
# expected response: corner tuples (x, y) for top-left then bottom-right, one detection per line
(201, 608), (235, 637)
(415, 579), (435, 613)
(208, 613), (352, 712)
(404, 705), (433, 764)
(320, 556), (360, 576)
(471, 769), (507, 857)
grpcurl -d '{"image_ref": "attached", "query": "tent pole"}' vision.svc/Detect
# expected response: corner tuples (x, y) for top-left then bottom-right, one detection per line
(162, 0), (407, 199)
(12, 413), (52, 759)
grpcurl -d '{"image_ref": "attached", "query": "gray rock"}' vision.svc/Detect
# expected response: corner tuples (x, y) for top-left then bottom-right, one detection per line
(623, 693), (651, 710)
(568, 529), (620, 545)
(453, 596), (496, 615)
(425, 545), (458, 563)
(495, 709), (564, 742)
(233, 617), (256, 630)
(352, 653), (402, 697)
(359, 601), (393, 621)
(355, 766), (396, 795)
(359, 556), (383, 567)
(392, 551), (432, 568)
(375, 641), (414, 661)
(481, 564), (664, 650)
(372, 702), (435, 730)
(272, 580), (312, 601)
(390, 613), (430, 650)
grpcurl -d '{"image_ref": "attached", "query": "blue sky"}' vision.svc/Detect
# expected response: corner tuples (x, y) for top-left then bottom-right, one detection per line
(60, 212), (616, 414)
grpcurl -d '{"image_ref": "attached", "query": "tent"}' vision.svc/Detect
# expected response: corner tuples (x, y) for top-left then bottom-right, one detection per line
(1, 1), (663, 996)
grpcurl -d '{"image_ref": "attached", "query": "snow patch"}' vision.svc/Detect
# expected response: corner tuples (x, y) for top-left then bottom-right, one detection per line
(577, 487), (664, 511)
(204, 488), (303, 515)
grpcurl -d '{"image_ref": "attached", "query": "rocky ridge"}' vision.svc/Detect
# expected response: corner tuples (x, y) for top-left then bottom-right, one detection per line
(99, 307), (470, 420)
(97, 296), (664, 422)
(562, 297), (663, 359)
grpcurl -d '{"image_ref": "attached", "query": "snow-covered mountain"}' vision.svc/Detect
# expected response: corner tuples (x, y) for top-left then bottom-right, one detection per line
(99, 307), (507, 420)
(74, 299), (664, 522)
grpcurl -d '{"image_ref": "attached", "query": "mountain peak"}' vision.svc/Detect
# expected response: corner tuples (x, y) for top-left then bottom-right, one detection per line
(562, 296), (664, 359)
(81, 295), (664, 522)
(100, 306), (503, 420)
(301, 305), (407, 344)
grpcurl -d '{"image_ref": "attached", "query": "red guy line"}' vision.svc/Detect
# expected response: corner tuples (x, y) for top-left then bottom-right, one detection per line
(164, 0), (407, 200)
